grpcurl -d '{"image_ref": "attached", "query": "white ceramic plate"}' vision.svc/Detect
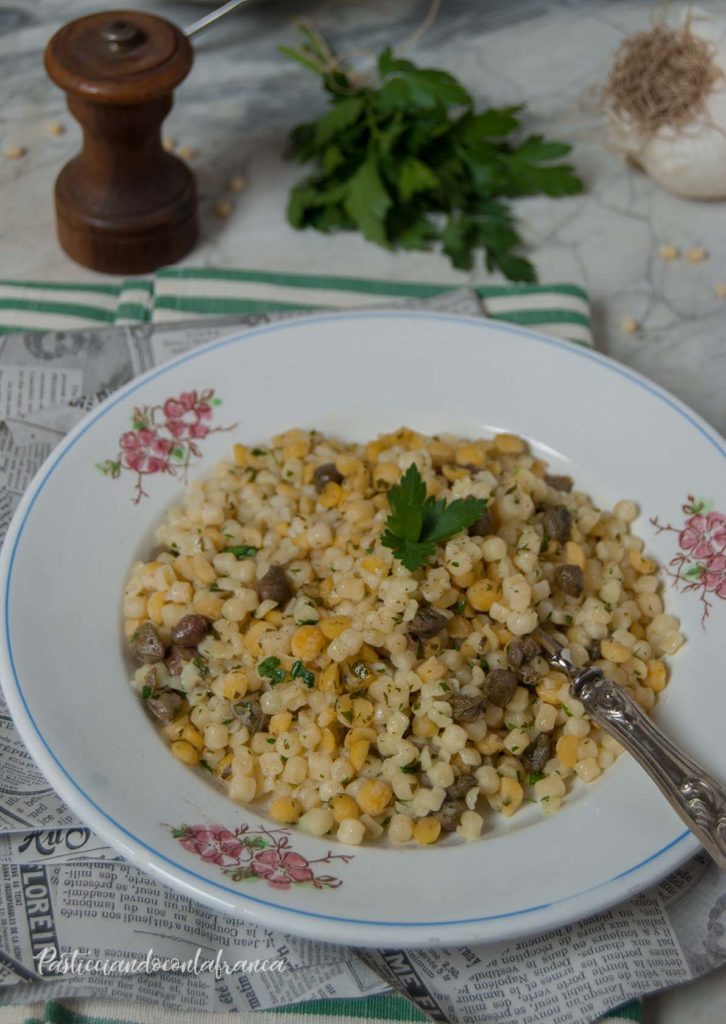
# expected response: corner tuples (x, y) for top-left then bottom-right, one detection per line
(2, 311), (725, 948)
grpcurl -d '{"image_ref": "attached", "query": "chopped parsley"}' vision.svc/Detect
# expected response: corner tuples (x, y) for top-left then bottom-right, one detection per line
(141, 685), (152, 700)
(453, 597), (467, 614)
(479, 659), (490, 672)
(564, 614), (573, 625)
(560, 703), (573, 718)
(192, 656), (210, 679)
(252, 448), (267, 456)
(258, 656), (286, 685)
(529, 772), (546, 785)
(199, 759), (214, 773)
(291, 660), (315, 687)
(223, 544), (259, 559)
(209, 581), (220, 592)
(541, 531), (550, 553)
(296, 618), (318, 626)
(400, 760), (419, 775)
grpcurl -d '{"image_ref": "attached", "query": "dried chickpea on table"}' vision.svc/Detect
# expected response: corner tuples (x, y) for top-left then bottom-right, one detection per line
(122, 427), (684, 847)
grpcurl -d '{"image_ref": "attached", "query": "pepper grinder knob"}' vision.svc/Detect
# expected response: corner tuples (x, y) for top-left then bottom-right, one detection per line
(100, 19), (145, 52)
(45, 9), (197, 274)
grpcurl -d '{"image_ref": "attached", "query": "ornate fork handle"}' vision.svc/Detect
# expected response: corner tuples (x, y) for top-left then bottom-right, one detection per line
(572, 668), (726, 870)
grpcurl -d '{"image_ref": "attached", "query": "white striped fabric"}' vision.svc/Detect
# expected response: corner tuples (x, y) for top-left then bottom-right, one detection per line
(0, 268), (593, 347)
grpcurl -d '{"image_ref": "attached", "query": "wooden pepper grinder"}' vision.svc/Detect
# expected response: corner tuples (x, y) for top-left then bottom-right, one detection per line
(45, 10), (197, 275)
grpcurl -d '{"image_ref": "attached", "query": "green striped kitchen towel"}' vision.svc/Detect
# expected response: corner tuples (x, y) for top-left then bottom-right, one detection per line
(2, 994), (643, 1024)
(0, 269), (592, 346)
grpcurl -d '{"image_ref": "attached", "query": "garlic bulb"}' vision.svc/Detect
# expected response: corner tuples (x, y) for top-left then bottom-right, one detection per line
(605, 7), (726, 199)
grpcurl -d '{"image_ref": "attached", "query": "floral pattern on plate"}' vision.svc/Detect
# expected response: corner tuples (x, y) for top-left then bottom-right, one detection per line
(651, 496), (726, 626)
(168, 823), (353, 890)
(96, 389), (235, 503)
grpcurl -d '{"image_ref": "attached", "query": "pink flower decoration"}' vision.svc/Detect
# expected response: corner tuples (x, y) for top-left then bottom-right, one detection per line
(651, 496), (726, 627)
(119, 429), (173, 474)
(706, 511), (726, 549)
(163, 391), (213, 441)
(679, 512), (726, 560)
(179, 825), (244, 867)
(251, 849), (315, 889)
(167, 822), (351, 890)
(97, 387), (233, 503)
(703, 553), (726, 595)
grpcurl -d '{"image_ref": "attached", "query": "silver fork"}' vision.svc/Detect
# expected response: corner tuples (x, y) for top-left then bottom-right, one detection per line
(536, 631), (726, 869)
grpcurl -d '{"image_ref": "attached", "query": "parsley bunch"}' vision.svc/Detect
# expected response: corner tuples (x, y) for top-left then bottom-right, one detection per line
(381, 464), (486, 571)
(281, 29), (583, 279)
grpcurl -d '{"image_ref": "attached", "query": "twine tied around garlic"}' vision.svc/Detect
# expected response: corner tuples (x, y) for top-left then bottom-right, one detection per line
(603, 11), (726, 199)
(605, 20), (721, 136)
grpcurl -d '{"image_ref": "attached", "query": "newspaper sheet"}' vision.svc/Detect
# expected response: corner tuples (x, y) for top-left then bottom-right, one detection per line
(0, 292), (724, 1023)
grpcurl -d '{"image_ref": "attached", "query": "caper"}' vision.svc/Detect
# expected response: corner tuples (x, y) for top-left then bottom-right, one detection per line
(542, 505), (573, 543)
(484, 669), (518, 706)
(171, 614), (209, 648)
(554, 563), (584, 597)
(129, 622), (165, 664)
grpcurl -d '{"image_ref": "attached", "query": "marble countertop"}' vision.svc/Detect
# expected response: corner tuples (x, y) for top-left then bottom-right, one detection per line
(1, 0), (725, 1019)
(0, 0), (724, 439)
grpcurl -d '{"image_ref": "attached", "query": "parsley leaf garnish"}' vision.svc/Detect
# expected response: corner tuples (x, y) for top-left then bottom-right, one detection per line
(380, 463), (486, 571)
